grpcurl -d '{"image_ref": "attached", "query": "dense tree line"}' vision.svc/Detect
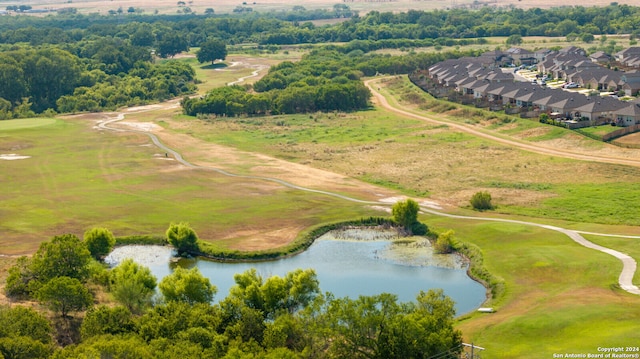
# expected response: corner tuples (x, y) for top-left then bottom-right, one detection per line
(2, 224), (463, 358)
(1, 4), (639, 49)
(0, 43), (195, 118)
(182, 47), (479, 117)
(1, 40), (471, 119)
(0, 5), (638, 48)
(182, 50), (372, 116)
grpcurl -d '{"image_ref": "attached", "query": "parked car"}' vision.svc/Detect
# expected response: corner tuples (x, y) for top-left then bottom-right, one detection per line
(563, 82), (578, 89)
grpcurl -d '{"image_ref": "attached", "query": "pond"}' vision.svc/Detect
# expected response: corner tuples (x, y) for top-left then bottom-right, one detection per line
(105, 229), (487, 315)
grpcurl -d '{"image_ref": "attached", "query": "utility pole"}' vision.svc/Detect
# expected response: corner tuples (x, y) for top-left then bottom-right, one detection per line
(462, 343), (485, 359)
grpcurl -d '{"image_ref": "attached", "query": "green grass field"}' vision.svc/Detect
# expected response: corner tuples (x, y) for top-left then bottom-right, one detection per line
(163, 81), (640, 226)
(426, 216), (640, 358)
(0, 117), (56, 131)
(0, 114), (382, 254)
(584, 234), (640, 284)
(577, 125), (622, 137)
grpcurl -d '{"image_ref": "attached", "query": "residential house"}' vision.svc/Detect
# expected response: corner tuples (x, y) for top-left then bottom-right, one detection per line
(534, 48), (552, 63)
(479, 50), (513, 67)
(514, 87), (557, 110)
(615, 103), (640, 126)
(559, 46), (586, 57)
(506, 47), (536, 65)
(570, 96), (628, 125)
(589, 51), (611, 64)
(547, 94), (594, 119)
(620, 73), (640, 96)
(614, 47), (640, 62)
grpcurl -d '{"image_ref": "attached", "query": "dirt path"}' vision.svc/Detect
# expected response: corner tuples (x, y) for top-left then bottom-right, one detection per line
(97, 98), (640, 296)
(365, 78), (640, 168)
(82, 68), (640, 296)
(225, 63), (269, 86)
(364, 78), (640, 295)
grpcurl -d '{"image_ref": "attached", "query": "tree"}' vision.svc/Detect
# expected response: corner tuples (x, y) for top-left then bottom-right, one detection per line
(0, 306), (52, 344)
(470, 191), (493, 210)
(159, 267), (216, 305)
(196, 39), (227, 65)
(4, 256), (36, 298)
(35, 277), (93, 317)
(0, 336), (51, 359)
(434, 230), (455, 254)
(136, 301), (222, 342)
(166, 222), (199, 255)
(227, 268), (320, 319)
(0, 60), (27, 104)
(30, 234), (92, 284)
(580, 33), (595, 43)
(391, 199), (420, 231)
(54, 335), (153, 358)
(204, 8), (214, 15)
(156, 33), (189, 58)
(325, 290), (462, 359)
(83, 227), (116, 259)
(80, 306), (135, 340)
(109, 259), (157, 313)
(131, 24), (155, 47)
(506, 34), (523, 45)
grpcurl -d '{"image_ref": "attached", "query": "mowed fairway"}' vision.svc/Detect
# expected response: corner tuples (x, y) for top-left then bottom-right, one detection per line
(0, 114), (388, 254)
(426, 216), (640, 358)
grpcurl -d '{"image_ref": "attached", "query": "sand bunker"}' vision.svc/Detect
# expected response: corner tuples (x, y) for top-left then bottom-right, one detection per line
(117, 121), (162, 132)
(378, 196), (443, 210)
(0, 154), (31, 160)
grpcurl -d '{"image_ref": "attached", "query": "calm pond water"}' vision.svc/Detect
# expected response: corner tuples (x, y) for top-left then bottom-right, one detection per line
(105, 230), (487, 315)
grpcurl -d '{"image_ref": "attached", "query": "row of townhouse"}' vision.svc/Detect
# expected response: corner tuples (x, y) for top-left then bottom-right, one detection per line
(428, 57), (640, 127)
(537, 47), (640, 95)
(614, 47), (640, 68)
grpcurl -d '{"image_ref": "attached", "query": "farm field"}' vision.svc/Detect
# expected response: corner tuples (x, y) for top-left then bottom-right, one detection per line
(11, 0), (640, 15)
(2, 0), (477, 15)
(2, 37), (640, 357)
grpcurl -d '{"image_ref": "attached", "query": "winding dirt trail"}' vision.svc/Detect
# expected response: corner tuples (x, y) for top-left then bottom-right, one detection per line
(88, 69), (640, 296)
(226, 63), (269, 86)
(364, 78), (640, 168)
(364, 77), (640, 295)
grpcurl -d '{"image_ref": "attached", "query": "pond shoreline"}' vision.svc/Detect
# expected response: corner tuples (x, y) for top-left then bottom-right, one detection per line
(109, 223), (493, 311)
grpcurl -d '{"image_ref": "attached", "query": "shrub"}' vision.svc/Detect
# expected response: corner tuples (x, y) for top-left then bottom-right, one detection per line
(392, 199), (420, 230)
(84, 227), (116, 259)
(411, 221), (429, 236)
(434, 230), (455, 254)
(166, 222), (199, 256)
(470, 191), (493, 211)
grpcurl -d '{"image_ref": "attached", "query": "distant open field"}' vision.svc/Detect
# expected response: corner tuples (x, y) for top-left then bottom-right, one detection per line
(8, 0), (640, 15)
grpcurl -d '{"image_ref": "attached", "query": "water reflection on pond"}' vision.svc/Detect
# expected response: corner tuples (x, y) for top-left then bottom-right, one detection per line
(105, 229), (487, 314)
